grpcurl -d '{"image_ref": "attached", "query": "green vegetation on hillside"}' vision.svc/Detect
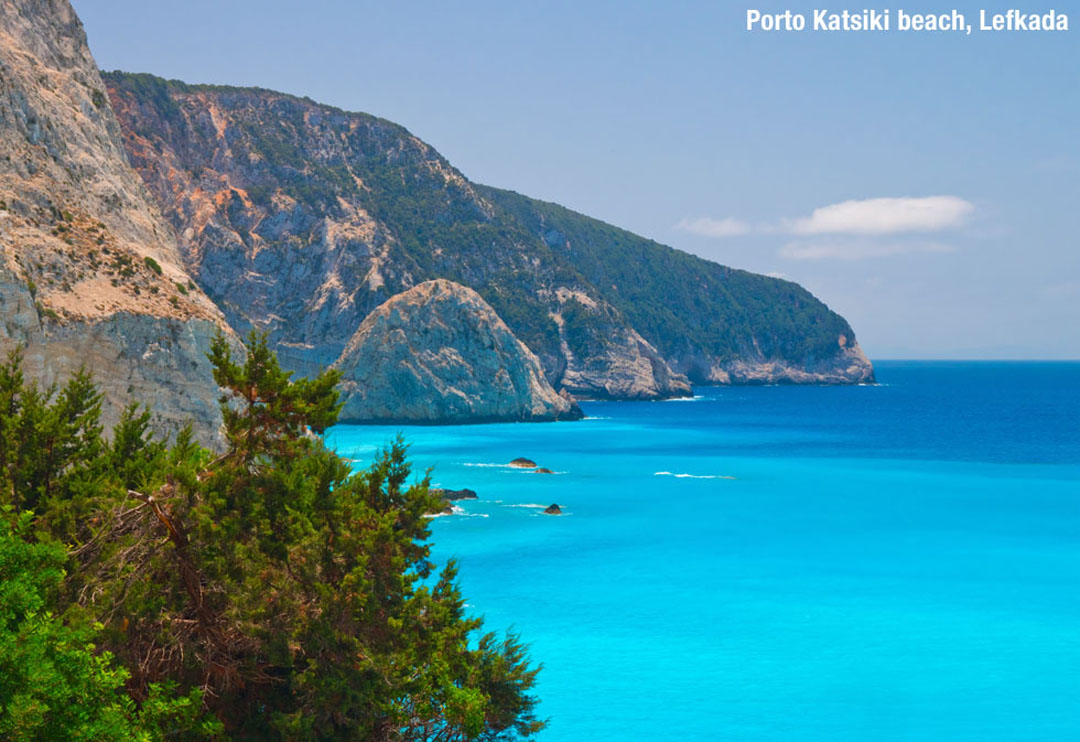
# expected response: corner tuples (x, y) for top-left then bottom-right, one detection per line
(0, 338), (544, 741)
(103, 70), (866, 385)
(482, 186), (856, 370)
(104, 70), (580, 363)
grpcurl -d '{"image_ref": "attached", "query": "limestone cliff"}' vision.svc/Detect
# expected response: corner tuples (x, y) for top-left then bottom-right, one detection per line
(334, 280), (582, 423)
(0, 0), (230, 441)
(103, 72), (873, 393)
(548, 288), (691, 399)
(101, 73), (690, 399)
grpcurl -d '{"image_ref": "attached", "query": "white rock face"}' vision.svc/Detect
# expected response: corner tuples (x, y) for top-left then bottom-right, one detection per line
(0, 0), (232, 443)
(668, 340), (875, 385)
(334, 280), (582, 423)
(548, 290), (692, 400)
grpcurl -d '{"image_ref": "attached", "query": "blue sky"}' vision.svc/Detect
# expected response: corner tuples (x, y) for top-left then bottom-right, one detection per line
(73, 0), (1078, 358)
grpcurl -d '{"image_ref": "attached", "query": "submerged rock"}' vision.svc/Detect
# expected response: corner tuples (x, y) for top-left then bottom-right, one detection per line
(535, 468), (554, 474)
(509, 458), (538, 469)
(543, 504), (562, 515)
(334, 280), (583, 424)
(432, 488), (478, 501)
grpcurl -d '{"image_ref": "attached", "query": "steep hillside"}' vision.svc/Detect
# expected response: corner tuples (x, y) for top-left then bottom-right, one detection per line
(0, 0), (231, 440)
(484, 188), (874, 384)
(104, 71), (873, 395)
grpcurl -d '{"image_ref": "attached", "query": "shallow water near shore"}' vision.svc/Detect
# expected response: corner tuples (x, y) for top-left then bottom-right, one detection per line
(327, 361), (1080, 741)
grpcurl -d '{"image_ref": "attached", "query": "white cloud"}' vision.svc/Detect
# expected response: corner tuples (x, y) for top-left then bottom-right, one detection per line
(779, 239), (955, 261)
(674, 216), (751, 238)
(678, 196), (974, 243)
(787, 196), (974, 236)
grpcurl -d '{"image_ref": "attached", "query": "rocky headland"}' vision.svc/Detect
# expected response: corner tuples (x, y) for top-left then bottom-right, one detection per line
(334, 280), (582, 424)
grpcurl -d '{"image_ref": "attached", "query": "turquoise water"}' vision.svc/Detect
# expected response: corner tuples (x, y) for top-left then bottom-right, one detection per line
(327, 362), (1080, 741)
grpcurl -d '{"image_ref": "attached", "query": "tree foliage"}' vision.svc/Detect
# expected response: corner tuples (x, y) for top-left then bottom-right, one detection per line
(0, 508), (218, 741)
(0, 336), (544, 741)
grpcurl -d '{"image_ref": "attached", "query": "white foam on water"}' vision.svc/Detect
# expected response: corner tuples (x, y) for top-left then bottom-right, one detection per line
(654, 471), (736, 480)
(425, 505), (490, 519)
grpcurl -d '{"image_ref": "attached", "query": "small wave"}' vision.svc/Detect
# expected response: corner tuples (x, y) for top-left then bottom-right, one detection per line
(505, 503), (548, 509)
(425, 505), (489, 519)
(464, 462), (566, 474)
(583, 415), (613, 420)
(654, 471), (736, 480)
(662, 395), (705, 402)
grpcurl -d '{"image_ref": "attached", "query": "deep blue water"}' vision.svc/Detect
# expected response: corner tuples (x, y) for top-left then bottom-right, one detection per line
(327, 362), (1080, 741)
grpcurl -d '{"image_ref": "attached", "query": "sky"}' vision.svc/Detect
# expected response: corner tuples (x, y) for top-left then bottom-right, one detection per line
(72, 0), (1078, 359)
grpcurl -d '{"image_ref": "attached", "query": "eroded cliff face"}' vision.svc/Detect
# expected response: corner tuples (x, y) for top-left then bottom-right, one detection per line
(667, 341), (874, 385)
(0, 0), (230, 441)
(103, 73), (691, 399)
(104, 73), (874, 394)
(483, 187), (876, 387)
(335, 280), (582, 423)
(547, 288), (691, 400)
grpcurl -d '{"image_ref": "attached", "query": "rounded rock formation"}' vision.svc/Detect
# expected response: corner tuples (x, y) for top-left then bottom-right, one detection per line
(334, 280), (584, 424)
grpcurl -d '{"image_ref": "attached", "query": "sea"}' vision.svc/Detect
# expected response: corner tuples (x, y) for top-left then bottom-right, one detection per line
(326, 361), (1080, 741)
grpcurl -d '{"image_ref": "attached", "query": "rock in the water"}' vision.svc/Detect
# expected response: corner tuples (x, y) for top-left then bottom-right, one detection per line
(509, 458), (538, 469)
(535, 468), (554, 474)
(432, 488), (478, 501)
(335, 281), (583, 424)
(543, 504), (562, 515)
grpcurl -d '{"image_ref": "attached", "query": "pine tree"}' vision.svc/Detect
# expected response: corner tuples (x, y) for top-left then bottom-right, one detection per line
(0, 333), (546, 740)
